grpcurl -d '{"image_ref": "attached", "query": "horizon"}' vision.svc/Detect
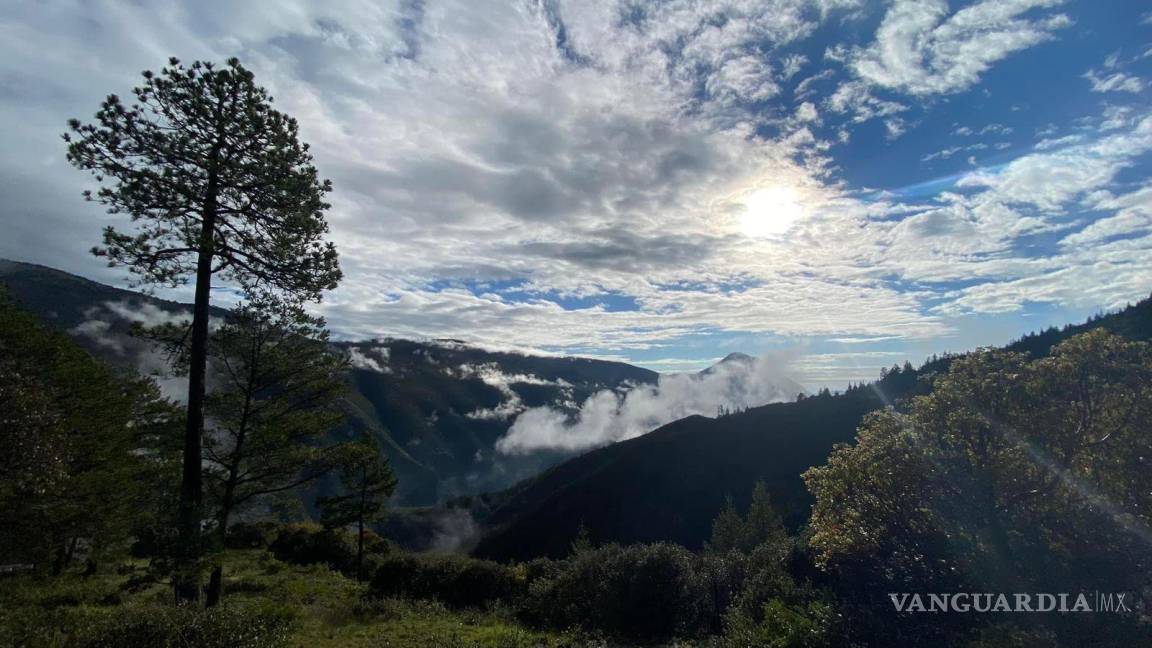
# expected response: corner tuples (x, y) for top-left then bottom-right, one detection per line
(3, 1), (1151, 389)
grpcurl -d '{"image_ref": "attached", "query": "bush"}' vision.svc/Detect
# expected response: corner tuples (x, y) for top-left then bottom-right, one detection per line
(268, 523), (355, 572)
(521, 556), (565, 584)
(724, 543), (799, 621)
(369, 553), (522, 608)
(718, 599), (836, 648)
(523, 543), (724, 640)
(225, 522), (278, 550)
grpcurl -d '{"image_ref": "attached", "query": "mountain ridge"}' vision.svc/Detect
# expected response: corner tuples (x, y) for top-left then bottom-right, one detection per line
(0, 259), (660, 505)
(470, 292), (1152, 561)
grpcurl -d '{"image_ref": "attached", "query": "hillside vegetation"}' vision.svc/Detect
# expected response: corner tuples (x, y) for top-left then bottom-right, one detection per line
(473, 294), (1152, 561)
(0, 259), (656, 506)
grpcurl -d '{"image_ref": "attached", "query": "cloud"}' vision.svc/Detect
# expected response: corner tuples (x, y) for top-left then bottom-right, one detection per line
(451, 362), (572, 421)
(840, 0), (1070, 96)
(69, 301), (195, 402)
(1084, 70), (1146, 93)
(495, 354), (804, 454)
(70, 319), (124, 352)
(103, 300), (192, 328)
(348, 346), (390, 373)
(2, 0), (1151, 390)
(428, 508), (481, 553)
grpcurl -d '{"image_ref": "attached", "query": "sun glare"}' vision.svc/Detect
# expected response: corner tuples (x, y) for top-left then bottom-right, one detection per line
(738, 186), (805, 238)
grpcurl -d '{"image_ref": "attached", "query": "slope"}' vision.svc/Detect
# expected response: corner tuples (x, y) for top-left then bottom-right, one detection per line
(472, 294), (1152, 561)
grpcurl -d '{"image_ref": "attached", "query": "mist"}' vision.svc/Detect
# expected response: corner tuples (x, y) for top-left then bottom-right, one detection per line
(495, 353), (805, 455)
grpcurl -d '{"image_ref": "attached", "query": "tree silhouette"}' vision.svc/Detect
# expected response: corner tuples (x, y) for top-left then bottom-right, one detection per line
(64, 57), (341, 602)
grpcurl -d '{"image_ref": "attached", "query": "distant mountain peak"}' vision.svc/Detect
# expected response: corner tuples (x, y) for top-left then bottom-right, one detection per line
(696, 351), (756, 376)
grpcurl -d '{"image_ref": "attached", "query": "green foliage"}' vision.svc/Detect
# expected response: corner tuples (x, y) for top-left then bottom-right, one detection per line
(318, 435), (398, 581)
(717, 599), (837, 648)
(70, 605), (294, 648)
(523, 543), (728, 640)
(568, 521), (593, 555)
(707, 497), (745, 554)
(64, 57), (340, 296)
(223, 522), (279, 550)
(804, 329), (1152, 644)
(707, 482), (790, 555)
(198, 295), (352, 536)
(370, 553), (522, 609)
(0, 292), (180, 572)
(65, 55), (343, 601)
(318, 436), (397, 532)
(269, 523), (359, 573)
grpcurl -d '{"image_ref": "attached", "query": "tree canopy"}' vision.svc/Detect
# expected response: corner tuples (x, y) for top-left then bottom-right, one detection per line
(64, 57), (340, 297)
(0, 291), (180, 573)
(804, 329), (1152, 642)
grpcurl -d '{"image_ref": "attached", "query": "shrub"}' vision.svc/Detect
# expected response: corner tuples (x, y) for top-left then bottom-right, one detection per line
(225, 522), (279, 550)
(718, 599), (836, 648)
(521, 556), (565, 584)
(369, 553), (522, 608)
(724, 542), (800, 621)
(268, 523), (355, 572)
(523, 543), (722, 640)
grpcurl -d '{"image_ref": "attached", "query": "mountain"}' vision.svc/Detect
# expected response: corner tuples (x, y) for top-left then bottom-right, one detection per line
(332, 338), (658, 503)
(0, 260), (657, 505)
(471, 294), (1152, 562)
(704, 352), (754, 369)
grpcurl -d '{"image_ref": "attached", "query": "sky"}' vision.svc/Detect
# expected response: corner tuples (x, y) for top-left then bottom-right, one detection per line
(2, 0), (1151, 390)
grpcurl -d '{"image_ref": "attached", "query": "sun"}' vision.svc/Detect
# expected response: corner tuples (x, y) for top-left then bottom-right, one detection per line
(738, 186), (805, 238)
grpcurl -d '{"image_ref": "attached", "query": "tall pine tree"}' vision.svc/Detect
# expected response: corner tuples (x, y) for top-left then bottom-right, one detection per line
(64, 57), (341, 602)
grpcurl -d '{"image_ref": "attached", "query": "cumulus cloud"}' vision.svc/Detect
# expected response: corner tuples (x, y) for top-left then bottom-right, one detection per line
(495, 354), (804, 454)
(2, 0), (1151, 390)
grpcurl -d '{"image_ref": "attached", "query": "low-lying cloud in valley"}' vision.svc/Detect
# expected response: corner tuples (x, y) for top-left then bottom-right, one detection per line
(496, 353), (804, 454)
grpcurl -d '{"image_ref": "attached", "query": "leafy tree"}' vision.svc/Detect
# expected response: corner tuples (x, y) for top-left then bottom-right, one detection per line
(0, 293), (180, 573)
(190, 295), (352, 605)
(64, 56), (341, 602)
(318, 436), (397, 581)
(804, 330), (1152, 644)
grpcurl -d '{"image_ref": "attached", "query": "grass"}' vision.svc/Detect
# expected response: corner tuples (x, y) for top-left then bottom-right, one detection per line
(0, 551), (591, 648)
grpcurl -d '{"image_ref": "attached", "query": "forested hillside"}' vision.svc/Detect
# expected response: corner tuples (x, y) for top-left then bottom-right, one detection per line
(473, 293), (1152, 561)
(0, 259), (657, 505)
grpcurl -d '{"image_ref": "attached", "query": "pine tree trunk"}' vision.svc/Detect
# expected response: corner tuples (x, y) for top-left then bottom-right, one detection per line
(51, 541), (68, 577)
(357, 517), (365, 582)
(205, 566), (223, 607)
(205, 489), (235, 607)
(174, 190), (219, 604)
(64, 536), (79, 569)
